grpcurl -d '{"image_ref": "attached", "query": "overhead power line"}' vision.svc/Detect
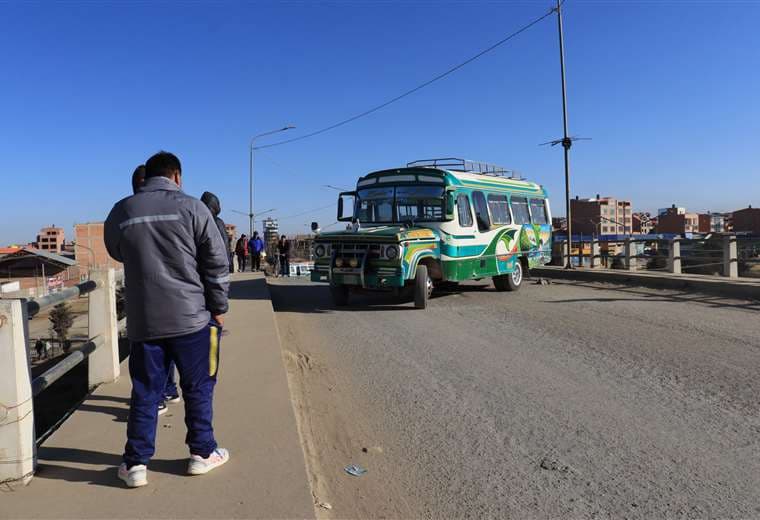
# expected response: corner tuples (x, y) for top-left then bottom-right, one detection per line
(277, 202), (337, 221)
(256, 6), (557, 150)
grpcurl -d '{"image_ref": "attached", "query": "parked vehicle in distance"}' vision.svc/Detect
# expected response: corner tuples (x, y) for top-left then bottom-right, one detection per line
(311, 158), (552, 309)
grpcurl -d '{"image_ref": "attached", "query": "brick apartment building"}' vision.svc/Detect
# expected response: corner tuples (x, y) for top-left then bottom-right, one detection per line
(570, 196), (633, 236)
(656, 206), (700, 234)
(656, 206), (728, 234)
(74, 222), (122, 272)
(35, 226), (65, 253)
(731, 206), (760, 234)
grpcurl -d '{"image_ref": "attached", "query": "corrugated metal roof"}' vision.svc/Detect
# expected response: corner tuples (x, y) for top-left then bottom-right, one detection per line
(0, 247), (77, 267)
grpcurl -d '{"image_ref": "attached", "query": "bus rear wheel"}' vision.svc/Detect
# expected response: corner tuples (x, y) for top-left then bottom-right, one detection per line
(330, 285), (350, 306)
(493, 260), (523, 292)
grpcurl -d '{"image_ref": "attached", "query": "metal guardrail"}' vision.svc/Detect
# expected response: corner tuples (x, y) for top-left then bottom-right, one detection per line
(31, 336), (102, 397)
(26, 280), (97, 318)
(0, 268), (123, 487)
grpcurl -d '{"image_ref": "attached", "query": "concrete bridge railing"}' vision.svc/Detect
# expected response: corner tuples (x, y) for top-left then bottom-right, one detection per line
(557, 235), (758, 279)
(0, 268), (121, 487)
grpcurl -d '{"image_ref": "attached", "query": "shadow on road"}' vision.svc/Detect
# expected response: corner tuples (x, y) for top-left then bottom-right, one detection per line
(270, 281), (413, 313)
(228, 276), (270, 301)
(35, 447), (186, 488)
(268, 279), (500, 313)
(546, 280), (760, 311)
(76, 402), (128, 423)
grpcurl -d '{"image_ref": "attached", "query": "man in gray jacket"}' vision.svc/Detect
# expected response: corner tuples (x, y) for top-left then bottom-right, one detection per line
(105, 151), (230, 488)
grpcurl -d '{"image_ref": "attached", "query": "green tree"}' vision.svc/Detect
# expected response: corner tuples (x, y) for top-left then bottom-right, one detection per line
(48, 302), (74, 350)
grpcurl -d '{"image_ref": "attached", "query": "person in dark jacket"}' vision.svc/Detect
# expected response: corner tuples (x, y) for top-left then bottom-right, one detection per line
(200, 191), (231, 258)
(132, 164), (178, 414)
(234, 234), (248, 272)
(131, 165), (146, 193)
(277, 235), (290, 277)
(105, 151), (230, 488)
(248, 232), (264, 272)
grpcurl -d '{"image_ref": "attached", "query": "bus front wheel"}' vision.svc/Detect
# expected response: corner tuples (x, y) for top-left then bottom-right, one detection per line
(414, 265), (432, 309)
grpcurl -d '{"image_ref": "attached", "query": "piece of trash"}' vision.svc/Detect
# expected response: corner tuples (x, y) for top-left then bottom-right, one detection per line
(345, 464), (367, 476)
(162, 424), (172, 428)
(317, 502), (333, 510)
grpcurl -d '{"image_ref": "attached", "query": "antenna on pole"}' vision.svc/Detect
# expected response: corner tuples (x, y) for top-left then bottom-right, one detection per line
(541, 0), (586, 269)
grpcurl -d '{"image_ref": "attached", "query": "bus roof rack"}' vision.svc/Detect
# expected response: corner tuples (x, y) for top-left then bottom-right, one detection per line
(406, 158), (523, 180)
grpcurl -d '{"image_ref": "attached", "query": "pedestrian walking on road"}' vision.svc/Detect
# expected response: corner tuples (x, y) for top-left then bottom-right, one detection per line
(248, 232), (264, 272)
(35, 338), (44, 359)
(278, 235), (291, 277)
(235, 234), (248, 272)
(106, 151), (230, 488)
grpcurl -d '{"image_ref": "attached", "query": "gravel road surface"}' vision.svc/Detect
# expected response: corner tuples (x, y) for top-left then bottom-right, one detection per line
(270, 278), (760, 519)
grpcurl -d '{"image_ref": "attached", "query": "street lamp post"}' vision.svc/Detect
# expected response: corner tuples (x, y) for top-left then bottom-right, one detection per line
(249, 125), (295, 237)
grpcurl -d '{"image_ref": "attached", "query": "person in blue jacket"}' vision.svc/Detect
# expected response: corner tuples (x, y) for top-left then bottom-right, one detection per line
(248, 232), (264, 272)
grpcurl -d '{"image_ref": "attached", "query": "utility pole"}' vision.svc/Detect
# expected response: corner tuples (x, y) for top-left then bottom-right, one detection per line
(556, 0), (573, 269)
(248, 125), (295, 237)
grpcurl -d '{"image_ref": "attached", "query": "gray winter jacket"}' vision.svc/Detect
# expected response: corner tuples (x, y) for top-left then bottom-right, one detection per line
(104, 176), (230, 341)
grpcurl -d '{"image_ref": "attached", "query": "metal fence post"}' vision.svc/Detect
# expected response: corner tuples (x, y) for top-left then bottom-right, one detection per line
(88, 269), (120, 386)
(0, 299), (35, 487)
(723, 235), (738, 278)
(669, 238), (682, 274)
(590, 238), (600, 269)
(624, 238), (634, 271)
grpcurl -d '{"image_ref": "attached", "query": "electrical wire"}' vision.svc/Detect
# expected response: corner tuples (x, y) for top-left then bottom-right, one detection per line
(255, 6), (557, 150)
(276, 202), (337, 221)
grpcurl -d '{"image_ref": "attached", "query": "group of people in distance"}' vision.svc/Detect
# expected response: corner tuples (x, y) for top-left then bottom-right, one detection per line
(105, 151), (231, 488)
(234, 232), (292, 277)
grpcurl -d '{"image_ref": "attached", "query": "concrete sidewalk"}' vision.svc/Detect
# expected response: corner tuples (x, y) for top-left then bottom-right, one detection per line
(1, 273), (315, 519)
(533, 265), (760, 300)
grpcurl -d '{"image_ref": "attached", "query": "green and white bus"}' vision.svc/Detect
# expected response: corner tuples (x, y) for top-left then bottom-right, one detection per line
(311, 158), (552, 308)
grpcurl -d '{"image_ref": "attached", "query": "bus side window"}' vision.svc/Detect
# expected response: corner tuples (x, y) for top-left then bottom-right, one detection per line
(510, 196), (531, 225)
(487, 194), (511, 225)
(457, 194), (473, 227)
(529, 199), (549, 225)
(472, 191), (491, 232)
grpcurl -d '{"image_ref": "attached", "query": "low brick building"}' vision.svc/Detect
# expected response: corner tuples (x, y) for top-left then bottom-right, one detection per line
(732, 206), (760, 234)
(74, 222), (122, 273)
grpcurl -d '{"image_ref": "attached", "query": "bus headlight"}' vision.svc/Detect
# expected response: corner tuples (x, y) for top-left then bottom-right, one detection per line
(314, 244), (326, 257)
(385, 245), (399, 259)
(349, 257), (359, 268)
(335, 257), (344, 267)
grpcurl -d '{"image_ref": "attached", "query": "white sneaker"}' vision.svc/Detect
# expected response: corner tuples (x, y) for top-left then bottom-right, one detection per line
(187, 448), (229, 475)
(164, 394), (181, 404)
(118, 463), (148, 488)
(158, 402), (168, 415)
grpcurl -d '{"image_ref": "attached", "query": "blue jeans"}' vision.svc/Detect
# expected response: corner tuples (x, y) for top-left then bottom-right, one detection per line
(124, 322), (221, 467)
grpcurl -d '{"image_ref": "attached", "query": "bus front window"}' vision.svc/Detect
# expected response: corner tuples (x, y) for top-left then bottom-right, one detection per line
(395, 186), (444, 222)
(356, 187), (394, 223)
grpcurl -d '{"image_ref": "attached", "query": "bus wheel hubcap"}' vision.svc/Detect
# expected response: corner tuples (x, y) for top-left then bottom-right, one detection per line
(512, 264), (522, 285)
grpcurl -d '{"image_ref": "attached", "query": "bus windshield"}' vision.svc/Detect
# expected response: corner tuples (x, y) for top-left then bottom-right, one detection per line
(355, 185), (444, 224)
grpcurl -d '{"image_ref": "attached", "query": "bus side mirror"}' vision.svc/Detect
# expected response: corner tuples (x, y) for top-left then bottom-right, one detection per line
(337, 192), (356, 222)
(311, 222), (319, 232)
(444, 190), (456, 221)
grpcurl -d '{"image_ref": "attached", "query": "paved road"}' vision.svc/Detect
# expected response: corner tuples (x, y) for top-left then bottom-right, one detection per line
(270, 277), (760, 519)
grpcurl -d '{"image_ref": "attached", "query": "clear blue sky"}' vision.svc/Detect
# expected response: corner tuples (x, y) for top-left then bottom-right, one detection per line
(1, 0), (758, 244)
